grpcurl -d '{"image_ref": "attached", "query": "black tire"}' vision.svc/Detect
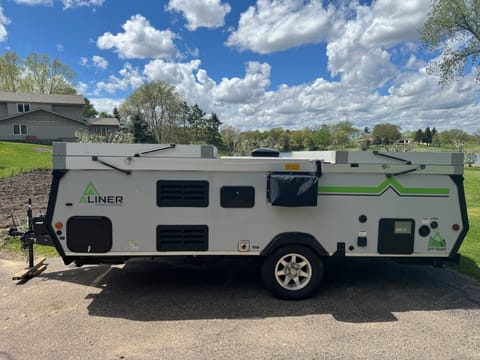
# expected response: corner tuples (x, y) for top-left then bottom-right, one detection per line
(261, 245), (324, 300)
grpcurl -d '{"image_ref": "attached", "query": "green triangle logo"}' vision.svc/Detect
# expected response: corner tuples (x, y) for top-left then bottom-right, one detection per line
(80, 181), (100, 203)
(428, 232), (446, 248)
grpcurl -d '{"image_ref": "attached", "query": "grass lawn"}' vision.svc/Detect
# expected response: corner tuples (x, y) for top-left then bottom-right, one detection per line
(0, 231), (58, 258)
(0, 142), (52, 178)
(457, 167), (480, 278)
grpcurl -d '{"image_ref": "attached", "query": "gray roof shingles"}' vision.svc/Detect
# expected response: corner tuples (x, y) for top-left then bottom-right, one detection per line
(0, 91), (85, 105)
(85, 117), (120, 126)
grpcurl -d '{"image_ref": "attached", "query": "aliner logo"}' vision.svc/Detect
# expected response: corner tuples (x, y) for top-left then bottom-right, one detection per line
(427, 231), (447, 252)
(80, 181), (124, 205)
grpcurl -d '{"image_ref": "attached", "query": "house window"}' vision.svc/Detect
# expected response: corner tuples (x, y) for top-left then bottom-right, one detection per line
(17, 103), (31, 113)
(13, 124), (27, 135)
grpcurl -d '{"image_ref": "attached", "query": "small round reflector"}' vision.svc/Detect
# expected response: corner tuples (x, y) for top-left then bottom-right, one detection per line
(452, 224), (460, 231)
(54, 222), (63, 230)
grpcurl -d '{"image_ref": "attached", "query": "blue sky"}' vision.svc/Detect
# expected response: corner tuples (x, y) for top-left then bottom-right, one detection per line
(0, 0), (479, 133)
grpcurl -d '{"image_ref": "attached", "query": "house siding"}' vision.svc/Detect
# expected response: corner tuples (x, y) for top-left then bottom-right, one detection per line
(0, 111), (85, 141)
(52, 105), (82, 119)
(0, 92), (119, 143)
(0, 104), (7, 119)
(6, 102), (53, 116)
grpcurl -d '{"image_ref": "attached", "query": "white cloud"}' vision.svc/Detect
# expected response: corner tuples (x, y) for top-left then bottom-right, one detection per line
(62, 0), (104, 9)
(96, 14), (177, 59)
(0, 6), (11, 42)
(226, 0), (336, 54)
(92, 55), (108, 70)
(219, 68), (480, 133)
(213, 62), (271, 103)
(359, 0), (431, 48)
(79, 57), (88, 66)
(90, 56), (480, 133)
(75, 81), (88, 95)
(94, 63), (144, 95)
(56, 44), (64, 52)
(144, 59), (215, 110)
(325, 0), (432, 89)
(14, 0), (104, 8)
(89, 97), (122, 115)
(166, 0), (231, 31)
(13, 0), (52, 5)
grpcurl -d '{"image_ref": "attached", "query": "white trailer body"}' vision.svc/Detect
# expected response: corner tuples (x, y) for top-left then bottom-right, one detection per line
(40, 143), (469, 299)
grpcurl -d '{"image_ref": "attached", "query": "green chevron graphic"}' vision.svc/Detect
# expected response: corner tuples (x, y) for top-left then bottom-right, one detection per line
(80, 181), (100, 203)
(318, 177), (449, 196)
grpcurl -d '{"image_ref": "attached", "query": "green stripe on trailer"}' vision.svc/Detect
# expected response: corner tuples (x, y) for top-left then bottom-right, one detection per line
(318, 177), (449, 196)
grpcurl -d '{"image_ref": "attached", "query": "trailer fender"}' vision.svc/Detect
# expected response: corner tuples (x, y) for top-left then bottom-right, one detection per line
(261, 232), (329, 258)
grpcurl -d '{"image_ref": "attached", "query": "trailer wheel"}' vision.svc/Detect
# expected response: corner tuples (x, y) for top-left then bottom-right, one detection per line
(262, 245), (323, 300)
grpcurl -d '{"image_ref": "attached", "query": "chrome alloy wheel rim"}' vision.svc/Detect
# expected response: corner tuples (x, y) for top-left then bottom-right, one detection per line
(274, 253), (312, 291)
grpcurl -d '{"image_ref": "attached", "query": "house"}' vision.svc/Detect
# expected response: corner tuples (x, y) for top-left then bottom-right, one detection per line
(397, 138), (413, 144)
(0, 91), (119, 143)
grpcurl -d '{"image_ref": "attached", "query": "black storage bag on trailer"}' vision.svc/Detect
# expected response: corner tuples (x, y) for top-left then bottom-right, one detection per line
(269, 174), (318, 207)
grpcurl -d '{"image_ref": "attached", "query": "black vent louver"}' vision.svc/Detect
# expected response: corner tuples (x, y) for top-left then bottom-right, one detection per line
(157, 180), (209, 207)
(156, 225), (208, 251)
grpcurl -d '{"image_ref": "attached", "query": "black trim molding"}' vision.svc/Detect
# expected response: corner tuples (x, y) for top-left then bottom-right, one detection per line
(448, 175), (469, 259)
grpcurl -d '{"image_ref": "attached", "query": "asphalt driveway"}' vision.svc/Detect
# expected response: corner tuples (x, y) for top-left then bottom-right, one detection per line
(1, 255), (479, 360)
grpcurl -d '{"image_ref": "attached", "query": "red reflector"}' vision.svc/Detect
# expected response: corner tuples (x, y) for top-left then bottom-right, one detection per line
(452, 224), (460, 231)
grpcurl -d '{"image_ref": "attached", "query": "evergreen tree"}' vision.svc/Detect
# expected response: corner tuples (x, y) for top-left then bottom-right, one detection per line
(83, 97), (98, 118)
(424, 127), (433, 145)
(113, 106), (120, 120)
(188, 104), (207, 142)
(178, 102), (192, 143)
(128, 113), (152, 143)
(414, 129), (424, 143)
(204, 113), (223, 147)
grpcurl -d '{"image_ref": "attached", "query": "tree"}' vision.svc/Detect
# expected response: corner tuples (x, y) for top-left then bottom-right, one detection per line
(120, 81), (183, 144)
(113, 106), (120, 120)
(420, 0), (480, 84)
(311, 125), (331, 149)
(414, 129), (424, 143)
(221, 125), (242, 155)
(76, 128), (132, 143)
(438, 128), (470, 149)
(465, 152), (478, 167)
(21, 53), (76, 94)
(204, 113), (223, 148)
(128, 113), (153, 143)
(289, 130), (305, 151)
(98, 112), (114, 118)
(371, 123), (401, 145)
(0, 51), (76, 94)
(331, 121), (359, 148)
(423, 126), (433, 145)
(187, 104), (207, 142)
(475, 129), (480, 143)
(0, 52), (22, 92)
(175, 101), (191, 143)
(83, 98), (98, 118)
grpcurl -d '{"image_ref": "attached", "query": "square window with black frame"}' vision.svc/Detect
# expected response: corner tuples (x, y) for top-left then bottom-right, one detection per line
(268, 174), (318, 207)
(66, 216), (112, 253)
(157, 180), (209, 207)
(221, 186), (255, 208)
(378, 219), (415, 255)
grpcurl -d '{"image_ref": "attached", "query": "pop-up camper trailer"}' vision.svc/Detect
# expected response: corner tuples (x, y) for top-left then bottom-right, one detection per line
(34, 143), (468, 299)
